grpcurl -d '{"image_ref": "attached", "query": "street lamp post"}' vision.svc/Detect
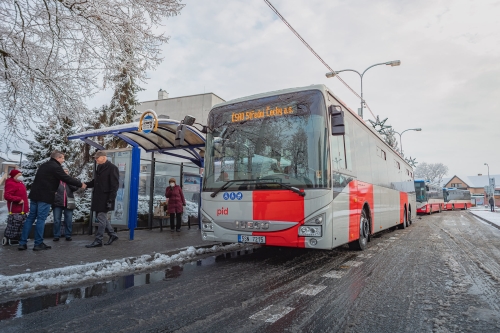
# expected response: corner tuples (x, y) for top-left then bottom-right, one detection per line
(484, 163), (491, 199)
(11, 150), (23, 169)
(393, 128), (422, 156)
(326, 60), (401, 119)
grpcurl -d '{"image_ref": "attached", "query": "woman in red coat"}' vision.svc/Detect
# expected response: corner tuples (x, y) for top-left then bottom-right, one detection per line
(4, 169), (29, 214)
(165, 177), (186, 232)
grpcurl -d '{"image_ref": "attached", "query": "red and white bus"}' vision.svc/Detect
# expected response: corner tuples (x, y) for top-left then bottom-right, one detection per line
(415, 180), (444, 214)
(442, 188), (471, 210)
(201, 85), (416, 250)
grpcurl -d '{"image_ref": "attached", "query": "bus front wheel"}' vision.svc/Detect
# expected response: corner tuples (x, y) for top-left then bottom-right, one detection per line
(349, 209), (370, 251)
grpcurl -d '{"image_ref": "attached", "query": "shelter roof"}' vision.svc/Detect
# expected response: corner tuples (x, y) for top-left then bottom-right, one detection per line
(68, 120), (206, 166)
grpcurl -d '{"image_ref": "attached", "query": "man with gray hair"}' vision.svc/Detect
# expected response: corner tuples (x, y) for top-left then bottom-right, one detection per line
(18, 150), (86, 251)
(84, 150), (119, 248)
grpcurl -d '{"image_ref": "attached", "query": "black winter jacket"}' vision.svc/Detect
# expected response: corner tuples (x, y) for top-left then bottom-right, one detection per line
(29, 158), (82, 204)
(85, 160), (119, 212)
(53, 181), (79, 208)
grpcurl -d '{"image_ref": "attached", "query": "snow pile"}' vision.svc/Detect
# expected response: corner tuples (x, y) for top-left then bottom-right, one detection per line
(185, 200), (199, 217)
(469, 210), (500, 228)
(0, 243), (247, 297)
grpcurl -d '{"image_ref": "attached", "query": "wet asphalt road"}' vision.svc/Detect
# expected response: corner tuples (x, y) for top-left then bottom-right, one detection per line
(1, 210), (500, 332)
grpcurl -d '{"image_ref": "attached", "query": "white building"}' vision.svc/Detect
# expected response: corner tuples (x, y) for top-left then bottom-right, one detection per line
(136, 89), (225, 126)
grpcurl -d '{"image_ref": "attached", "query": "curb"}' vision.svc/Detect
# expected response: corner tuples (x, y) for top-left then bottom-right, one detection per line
(468, 211), (500, 231)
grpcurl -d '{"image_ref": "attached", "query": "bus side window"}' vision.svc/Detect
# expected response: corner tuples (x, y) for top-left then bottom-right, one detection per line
(344, 118), (352, 170)
(330, 135), (346, 170)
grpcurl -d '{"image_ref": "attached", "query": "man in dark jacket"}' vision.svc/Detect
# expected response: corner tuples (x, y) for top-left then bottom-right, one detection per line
(18, 151), (85, 251)
(489, 196), (495, 212)
(84, 151), (119, 248)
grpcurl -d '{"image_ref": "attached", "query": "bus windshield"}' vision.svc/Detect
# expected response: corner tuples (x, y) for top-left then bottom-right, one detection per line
(203, 90), (330, 191)
(415, 181), (427, 202)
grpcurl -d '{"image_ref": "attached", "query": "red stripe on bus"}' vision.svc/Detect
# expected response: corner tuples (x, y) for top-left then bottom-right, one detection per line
(400, 192), (408, 224)
(349, 181), (374, 242)
(252, 190), (305, 248)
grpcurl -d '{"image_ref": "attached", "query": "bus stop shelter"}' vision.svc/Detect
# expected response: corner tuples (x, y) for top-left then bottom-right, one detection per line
(68, 118), (206, 240)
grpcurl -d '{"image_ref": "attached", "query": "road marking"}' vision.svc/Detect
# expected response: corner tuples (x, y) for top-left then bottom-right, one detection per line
(343, 260), (363, 267)
(295, 284), (327, 296)
(250, 305), (294, 323)
(322, 270), (347, 278)
(357, 253), (373, 259)
(389, 237), (398, 240)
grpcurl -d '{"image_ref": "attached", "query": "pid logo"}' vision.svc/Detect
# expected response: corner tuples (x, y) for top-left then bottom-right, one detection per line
(217, 207), (228, 216)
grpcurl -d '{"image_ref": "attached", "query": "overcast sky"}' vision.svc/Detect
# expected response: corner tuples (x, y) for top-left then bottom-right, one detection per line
(79, 0), (500, 178)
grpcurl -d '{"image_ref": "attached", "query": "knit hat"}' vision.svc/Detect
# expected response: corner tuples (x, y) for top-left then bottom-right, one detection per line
(169, 178), (176, 183)
(9, 169), (21, 178)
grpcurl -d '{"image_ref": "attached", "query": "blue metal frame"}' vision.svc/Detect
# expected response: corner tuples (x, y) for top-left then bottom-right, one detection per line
(128, 146), (141, 240)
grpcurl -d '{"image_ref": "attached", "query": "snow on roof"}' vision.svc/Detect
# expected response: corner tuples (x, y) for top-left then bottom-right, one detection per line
(445, 174), (500, 188)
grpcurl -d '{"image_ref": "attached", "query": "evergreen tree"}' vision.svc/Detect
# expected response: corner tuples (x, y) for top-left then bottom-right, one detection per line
(368, 115), (400, 153)
(23, 117), (79, 189)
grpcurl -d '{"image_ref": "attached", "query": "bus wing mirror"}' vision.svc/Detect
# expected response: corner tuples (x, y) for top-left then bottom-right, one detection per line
(329, 105), (345, 136)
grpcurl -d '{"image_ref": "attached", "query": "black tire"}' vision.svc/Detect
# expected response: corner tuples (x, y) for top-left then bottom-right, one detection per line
(1, 237), (6, 246)
(348, 209), (370, 251)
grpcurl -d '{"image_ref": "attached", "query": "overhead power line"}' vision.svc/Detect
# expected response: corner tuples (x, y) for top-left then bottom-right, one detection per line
(263, 0), (375, 119)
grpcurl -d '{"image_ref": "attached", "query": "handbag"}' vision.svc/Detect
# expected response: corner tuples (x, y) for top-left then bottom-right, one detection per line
(67, 197), (76, 210)
(5, 202), (27, 240)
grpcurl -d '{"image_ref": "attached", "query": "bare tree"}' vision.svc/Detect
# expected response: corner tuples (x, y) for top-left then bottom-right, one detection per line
(0, 0), (184, 143)
(414, 162), (449, 185)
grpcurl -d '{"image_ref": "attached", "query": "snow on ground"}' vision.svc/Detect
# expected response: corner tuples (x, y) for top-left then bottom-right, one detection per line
(0, 243), (249, 298)
(0, 204), (8, 225)
(469, 207), (500, 228)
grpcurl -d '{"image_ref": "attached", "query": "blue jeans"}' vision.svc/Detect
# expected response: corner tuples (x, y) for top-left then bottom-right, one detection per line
(53, 206), (73, 238)
(19, 201), (51, 246)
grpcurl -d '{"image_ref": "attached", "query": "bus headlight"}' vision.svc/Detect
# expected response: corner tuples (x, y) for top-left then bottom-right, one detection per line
(304, 213), (325, 225)
(202, 215), (213, 231)
(298, 226), (322, 237)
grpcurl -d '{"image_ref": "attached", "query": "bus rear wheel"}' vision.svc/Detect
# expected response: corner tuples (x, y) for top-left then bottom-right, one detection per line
(349, 209), (370, 251)
(399, 208), (408, 229)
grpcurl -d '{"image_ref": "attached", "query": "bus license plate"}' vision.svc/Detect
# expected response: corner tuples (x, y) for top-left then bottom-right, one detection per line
(238, 235), (266, 244)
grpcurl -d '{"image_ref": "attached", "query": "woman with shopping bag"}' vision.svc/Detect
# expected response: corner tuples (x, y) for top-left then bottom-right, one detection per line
(165, 177), (186, 232)
(52, 168), (79, 241)
(3, 169), (28, 245)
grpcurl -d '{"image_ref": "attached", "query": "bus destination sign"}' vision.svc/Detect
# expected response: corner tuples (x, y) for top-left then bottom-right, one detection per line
(231, 105), (295, 123)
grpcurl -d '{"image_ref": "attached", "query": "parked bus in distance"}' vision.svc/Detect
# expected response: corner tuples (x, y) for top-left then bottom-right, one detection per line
(415, 179), (444, 214)
(443, 188), (471, 210)
(201, 84), (416, 250)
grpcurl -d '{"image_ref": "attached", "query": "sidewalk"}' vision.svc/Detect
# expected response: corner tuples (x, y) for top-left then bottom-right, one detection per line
(0, 226), (219, 277)
(468, 206), (500, 230)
